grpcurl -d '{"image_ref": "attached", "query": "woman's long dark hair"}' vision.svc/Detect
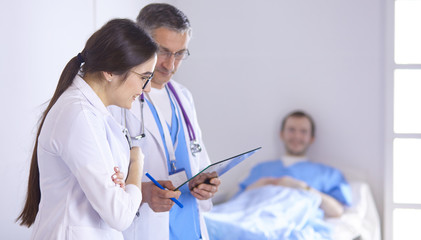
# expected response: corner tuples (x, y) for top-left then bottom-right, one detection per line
(17, 19), (157, 227)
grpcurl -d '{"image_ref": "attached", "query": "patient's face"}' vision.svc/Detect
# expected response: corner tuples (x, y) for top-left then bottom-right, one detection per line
(281, 117), (314, 156)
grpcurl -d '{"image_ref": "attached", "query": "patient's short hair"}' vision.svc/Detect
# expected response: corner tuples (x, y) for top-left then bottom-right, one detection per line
(281, 110), (316, 137)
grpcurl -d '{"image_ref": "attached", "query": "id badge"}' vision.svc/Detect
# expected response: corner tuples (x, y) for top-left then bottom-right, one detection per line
(168, 168), (188, 189)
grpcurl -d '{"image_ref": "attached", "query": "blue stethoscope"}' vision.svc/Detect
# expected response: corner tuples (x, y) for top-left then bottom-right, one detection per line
(123, 82), (202, 156)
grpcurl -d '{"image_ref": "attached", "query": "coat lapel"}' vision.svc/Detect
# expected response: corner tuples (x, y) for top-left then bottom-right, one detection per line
(129, 97), (167, 163)
(143, 99), (167, 158)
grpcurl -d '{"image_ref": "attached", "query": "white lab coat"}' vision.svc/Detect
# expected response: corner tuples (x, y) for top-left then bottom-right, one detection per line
(32, 76), (142, 240)
(109, 79), (212, 240)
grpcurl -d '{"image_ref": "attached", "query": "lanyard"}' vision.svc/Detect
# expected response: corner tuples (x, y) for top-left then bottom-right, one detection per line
(167, 82), (202, 156)
(145, 87), (181, 172)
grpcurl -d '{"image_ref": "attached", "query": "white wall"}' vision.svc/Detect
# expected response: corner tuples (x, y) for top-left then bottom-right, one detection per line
(0, 0), (155, 237)
(1, 0), (385, 237)
(172, 0), (385, 222)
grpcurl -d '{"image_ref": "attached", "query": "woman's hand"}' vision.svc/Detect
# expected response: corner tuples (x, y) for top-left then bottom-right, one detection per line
(129, 146), (144, 165)
(111, 166), (125, 190)
(126, 147), (144, 191)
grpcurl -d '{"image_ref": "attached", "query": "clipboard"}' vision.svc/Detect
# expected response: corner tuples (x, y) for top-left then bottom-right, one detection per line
(174, 147), (261, 190)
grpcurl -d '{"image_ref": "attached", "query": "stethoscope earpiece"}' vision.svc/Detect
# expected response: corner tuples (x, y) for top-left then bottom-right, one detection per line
(134, 133), (146, 140)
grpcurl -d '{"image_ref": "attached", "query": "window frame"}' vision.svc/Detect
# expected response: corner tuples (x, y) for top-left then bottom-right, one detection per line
(385, 0), (421, 239)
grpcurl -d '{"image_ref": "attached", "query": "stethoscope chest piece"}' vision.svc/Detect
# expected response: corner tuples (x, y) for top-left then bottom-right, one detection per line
(122, 128), (132, 149)
(190, 140), (202, 156)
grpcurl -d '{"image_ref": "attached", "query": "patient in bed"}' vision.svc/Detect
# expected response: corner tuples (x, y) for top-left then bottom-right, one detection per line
(204, 110), (353, 240)
(239, 110), (352, 217)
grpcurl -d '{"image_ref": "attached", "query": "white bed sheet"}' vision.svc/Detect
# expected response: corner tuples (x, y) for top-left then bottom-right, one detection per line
(207, 181), (381, 240)
(326, 181), (381, 240)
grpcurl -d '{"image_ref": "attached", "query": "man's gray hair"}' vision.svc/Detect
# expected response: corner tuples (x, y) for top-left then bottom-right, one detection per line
(136, 3), (192, 37)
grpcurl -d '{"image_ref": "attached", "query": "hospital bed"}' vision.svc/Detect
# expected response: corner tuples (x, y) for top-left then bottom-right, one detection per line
(327, 181), (381, 240)
(204, 181), (381, 240)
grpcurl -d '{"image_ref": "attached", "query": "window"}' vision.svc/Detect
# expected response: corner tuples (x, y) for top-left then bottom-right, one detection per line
(394, 1), (421, 64)
(386, 1), (421, 239)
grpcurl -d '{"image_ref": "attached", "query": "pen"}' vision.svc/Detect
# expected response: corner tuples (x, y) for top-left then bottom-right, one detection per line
(145, 172), (183, 208)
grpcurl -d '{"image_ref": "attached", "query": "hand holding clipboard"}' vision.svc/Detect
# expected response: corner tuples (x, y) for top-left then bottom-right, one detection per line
(174, 147), (262, 191)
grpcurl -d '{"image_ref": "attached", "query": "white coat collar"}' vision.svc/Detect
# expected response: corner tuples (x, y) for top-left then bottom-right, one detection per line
(73, 75), (110, 117)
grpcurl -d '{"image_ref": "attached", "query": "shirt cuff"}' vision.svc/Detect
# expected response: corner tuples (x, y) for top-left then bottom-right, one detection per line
(125, 184), (142, 203)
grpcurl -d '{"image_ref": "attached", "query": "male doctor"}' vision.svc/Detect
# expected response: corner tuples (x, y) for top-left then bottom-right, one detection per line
(110, 3), (220, 240)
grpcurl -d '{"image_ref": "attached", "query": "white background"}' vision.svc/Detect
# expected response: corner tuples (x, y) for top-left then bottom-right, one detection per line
(0, 0), (385, 238)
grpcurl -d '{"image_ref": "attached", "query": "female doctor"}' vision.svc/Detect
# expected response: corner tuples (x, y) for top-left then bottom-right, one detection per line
(17, 19), (157, 240)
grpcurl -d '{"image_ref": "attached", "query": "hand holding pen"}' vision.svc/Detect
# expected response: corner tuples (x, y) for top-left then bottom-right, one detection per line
(144, 173), (183, 210)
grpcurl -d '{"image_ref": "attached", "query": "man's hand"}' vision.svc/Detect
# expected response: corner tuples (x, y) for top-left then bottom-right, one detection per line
(246, 177), (276, 191)
(246, 176), (307, 191)
(191, 177), (221, 200)
(275, 176), (308, 189)
(141, 181), (181, 212)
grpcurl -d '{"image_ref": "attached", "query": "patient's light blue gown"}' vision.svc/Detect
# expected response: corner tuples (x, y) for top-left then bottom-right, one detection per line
(238, 159), (352, 206)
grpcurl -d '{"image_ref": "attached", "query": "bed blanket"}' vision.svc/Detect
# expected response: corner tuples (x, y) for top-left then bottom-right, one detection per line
(204, 185), (332, 240)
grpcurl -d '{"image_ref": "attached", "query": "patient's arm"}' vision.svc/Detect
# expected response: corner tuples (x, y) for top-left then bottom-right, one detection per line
(246, 176), (308, 191)
(245, 177), (279, 191)
(307, 187), (344, 218)
(277, 177), (345, 217)
(246, 176), (344, 217)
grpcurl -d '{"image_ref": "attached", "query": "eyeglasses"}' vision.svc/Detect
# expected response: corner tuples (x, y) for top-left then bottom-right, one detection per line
(157, 47), (190, 60)
(131, 71), (154, 89)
